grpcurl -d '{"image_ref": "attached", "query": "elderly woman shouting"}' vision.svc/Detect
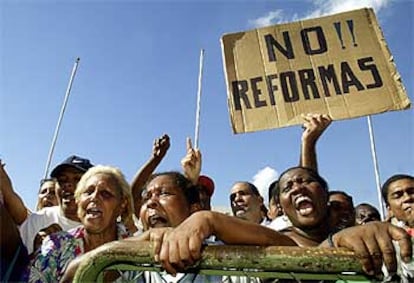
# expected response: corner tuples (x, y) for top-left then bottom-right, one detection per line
(28, 165), (134, 283)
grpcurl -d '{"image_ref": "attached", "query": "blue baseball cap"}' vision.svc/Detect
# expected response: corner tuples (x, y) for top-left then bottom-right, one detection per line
(50, 155), (93, 178)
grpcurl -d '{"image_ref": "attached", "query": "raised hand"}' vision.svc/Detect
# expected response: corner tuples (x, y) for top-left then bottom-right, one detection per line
(181, 137), (201, 185)
(300, 113), (332, 171)
(301, 113), (332, 145)
(0, 159), (12, 197)
(152, 134), (170, 159)
(0, 159), (29, 224)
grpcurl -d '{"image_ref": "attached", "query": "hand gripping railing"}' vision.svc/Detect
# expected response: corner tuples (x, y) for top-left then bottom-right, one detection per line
(74, 241), (370, 282)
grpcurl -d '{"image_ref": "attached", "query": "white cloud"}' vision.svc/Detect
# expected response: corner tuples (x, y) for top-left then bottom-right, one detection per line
(249, 0), (391, 28)
(303, 0), (391, 19)
(251, 166), (278, 201)
(248, 10), (286, 28)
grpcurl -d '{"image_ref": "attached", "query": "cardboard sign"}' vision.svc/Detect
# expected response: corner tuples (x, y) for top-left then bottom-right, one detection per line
(221, 8), (411, 134)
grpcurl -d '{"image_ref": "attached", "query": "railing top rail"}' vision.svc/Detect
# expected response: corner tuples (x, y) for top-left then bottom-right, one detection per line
(74, 241), (369, 282)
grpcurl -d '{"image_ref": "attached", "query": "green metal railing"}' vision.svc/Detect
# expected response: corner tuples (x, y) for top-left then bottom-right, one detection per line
(74, 241), (370, 282)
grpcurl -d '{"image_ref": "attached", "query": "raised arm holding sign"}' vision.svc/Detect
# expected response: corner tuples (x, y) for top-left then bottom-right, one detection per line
(221, 8), (410, 134)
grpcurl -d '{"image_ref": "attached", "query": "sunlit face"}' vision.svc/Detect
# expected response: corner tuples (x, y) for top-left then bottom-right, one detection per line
(278, 168), (328, 228)
(77, 173), (124, 234)
(328, 193), (355, 232)
(140, 175), (192, 230)
(230, 182), (263, 224)
(387, 178), (414, 227)
(55, 167), (84, 221)
(38, 180), (58, 209)
(355, 205), (380, 225)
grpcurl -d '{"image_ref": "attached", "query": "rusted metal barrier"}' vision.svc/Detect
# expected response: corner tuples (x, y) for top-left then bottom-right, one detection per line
(74, 241), (370, 282)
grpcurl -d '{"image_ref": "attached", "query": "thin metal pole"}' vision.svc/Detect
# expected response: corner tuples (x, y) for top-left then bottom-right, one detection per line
(43, 58), (80, 179)
(194, 49), (204, 149)
(367, 115), (385, 220)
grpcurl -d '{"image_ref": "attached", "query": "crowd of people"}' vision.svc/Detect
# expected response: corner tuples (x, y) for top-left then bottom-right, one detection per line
(1, 113), (413, 282)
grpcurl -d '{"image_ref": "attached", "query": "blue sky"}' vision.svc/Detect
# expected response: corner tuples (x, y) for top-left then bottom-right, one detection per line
(1, 0), (413, 214)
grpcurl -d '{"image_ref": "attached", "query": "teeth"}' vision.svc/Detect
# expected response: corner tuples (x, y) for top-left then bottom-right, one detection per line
(87, 207), (102, 214)
(294, 195), (314, 216)
(295, 195), (311, 206)
(148, 215), (166, 226)
(63, 192), (74, 198)
(299, 207), (313, 215)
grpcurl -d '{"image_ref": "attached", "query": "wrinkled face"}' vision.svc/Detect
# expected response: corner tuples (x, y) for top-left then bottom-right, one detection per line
(387, 178), (414, 227)
(230, 182), (263, 224)
(55, 167), (84, 221)
(278, 168), (328, 228)
(38, 180), (58, 209)
(77, 173), (124, 234)
(140, 175), (192, 230)
(328, 193), (355, 232)
(355, 205), (381, 225)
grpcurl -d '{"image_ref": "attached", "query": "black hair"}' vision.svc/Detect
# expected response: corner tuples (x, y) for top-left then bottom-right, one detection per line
(268, 180), (279, 203)
(145, 171), (200, 205)
(230, 181), (261, 197)
(247, 182), (260, 196)
(328, 190), (354, 207)
(355, 202), (380, 218)
(381, 174), (414, 205)
(277, 166), (329, 194)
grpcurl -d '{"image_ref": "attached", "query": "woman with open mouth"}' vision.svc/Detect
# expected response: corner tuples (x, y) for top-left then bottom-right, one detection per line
(28, 165), (134, 283)
(277, 166), (330, 247)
